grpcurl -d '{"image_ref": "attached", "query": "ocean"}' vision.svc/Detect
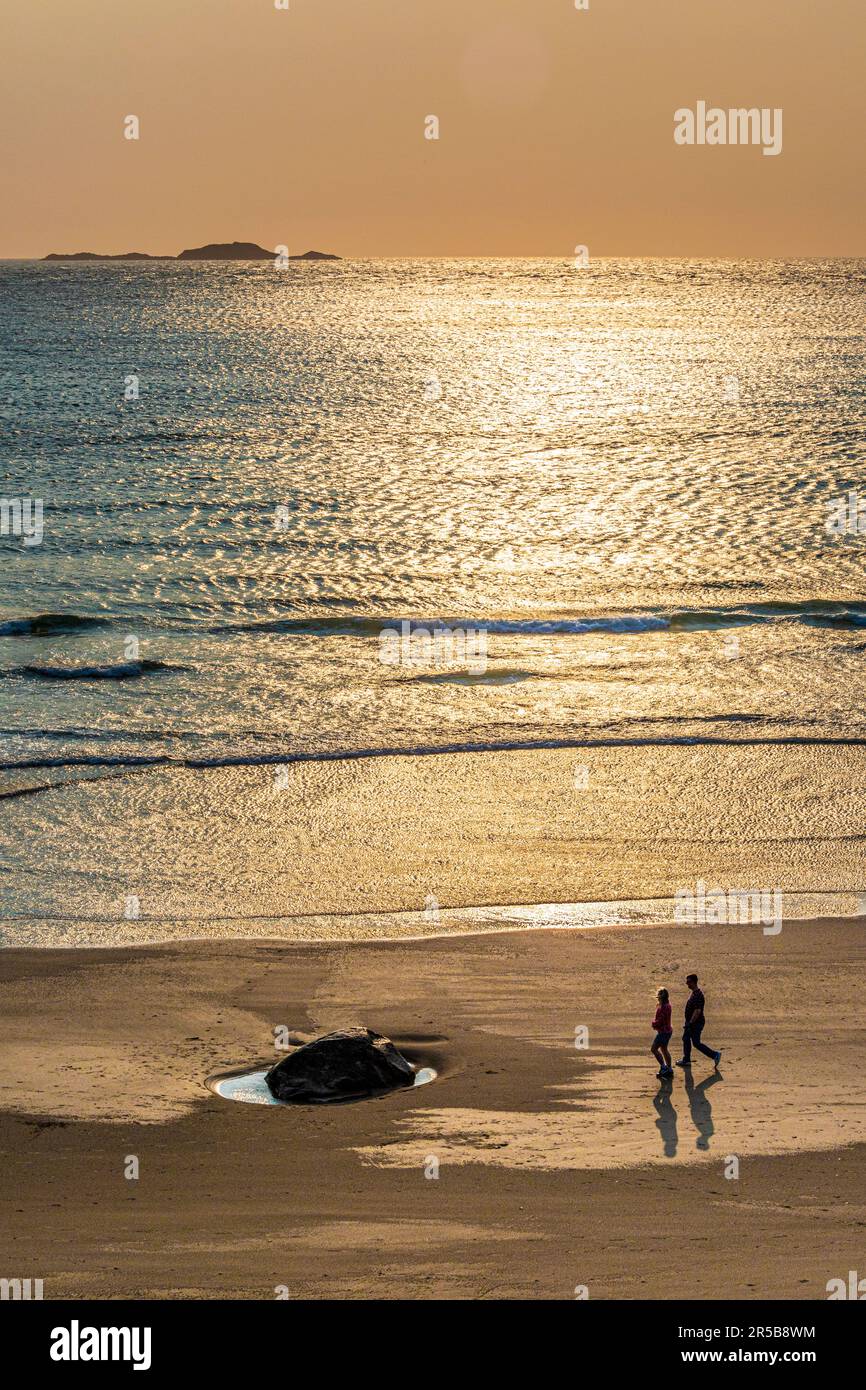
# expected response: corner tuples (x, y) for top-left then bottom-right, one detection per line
(1, 257), (865, 944)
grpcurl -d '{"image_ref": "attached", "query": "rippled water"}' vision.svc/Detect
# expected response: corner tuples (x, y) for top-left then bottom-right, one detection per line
(1, 259), (864, 942)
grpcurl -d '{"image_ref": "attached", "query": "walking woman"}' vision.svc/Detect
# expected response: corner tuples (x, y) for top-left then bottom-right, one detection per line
(651, 988), (674, 1078)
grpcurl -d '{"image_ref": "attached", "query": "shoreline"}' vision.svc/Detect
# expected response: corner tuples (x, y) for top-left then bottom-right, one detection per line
(5, 743), (863, 947)
(2, 919), (865, 1297)
(2, 904), (861, 953)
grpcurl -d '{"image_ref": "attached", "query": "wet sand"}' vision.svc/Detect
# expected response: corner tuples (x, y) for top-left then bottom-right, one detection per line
(1, 919), (864, 1299)
(6, 742), (865, 946)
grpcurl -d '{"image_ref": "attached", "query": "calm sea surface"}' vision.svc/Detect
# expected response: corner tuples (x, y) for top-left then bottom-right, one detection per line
(1, 259), (865, 943)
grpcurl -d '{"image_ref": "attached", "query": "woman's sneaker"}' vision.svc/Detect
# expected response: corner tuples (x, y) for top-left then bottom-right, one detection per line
(713, 1050), (722, 1068)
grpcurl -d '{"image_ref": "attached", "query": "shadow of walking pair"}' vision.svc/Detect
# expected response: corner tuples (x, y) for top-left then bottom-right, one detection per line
(653, 1070), (723, 1156)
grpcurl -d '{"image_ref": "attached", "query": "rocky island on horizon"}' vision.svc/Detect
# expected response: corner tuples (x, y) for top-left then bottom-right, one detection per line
(42, 241), (340, 262)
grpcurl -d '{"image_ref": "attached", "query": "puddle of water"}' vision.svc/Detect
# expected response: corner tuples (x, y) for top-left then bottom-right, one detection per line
(211, 1065), (437, 1106)
(213, 1070), (279, 1105)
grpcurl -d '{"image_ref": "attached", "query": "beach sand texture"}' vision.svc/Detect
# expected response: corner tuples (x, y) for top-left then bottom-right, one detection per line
(2, 919), (864, 1300)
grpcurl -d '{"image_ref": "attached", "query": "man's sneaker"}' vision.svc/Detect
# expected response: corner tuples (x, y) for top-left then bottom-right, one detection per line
(661, 1068), (674, 1078)
(713, 1050), (722, 1068)
(675, 1059), (691, 1068)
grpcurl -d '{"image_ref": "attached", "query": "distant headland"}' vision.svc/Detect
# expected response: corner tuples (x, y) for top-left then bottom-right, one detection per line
(42, 241), (340, 262)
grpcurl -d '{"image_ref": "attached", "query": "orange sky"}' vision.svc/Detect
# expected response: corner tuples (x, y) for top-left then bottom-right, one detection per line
(1, 0), (864, 257)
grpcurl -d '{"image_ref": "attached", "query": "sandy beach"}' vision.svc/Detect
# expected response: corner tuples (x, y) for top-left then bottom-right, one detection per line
(2, 917), (864, 1300)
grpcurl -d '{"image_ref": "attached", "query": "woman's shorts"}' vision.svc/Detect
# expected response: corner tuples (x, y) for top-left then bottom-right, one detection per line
(652, 1031), (673, 1048)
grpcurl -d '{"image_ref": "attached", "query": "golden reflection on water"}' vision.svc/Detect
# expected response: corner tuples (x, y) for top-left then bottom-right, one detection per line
(4, 744), (864, 946)
(2, 260), (865, 944)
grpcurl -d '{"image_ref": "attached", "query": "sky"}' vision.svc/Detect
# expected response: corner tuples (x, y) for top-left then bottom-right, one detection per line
(1, 0), (864, 257)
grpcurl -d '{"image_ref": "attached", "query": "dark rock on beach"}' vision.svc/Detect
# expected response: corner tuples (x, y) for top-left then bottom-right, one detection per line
(265, 1027), (415, 1103)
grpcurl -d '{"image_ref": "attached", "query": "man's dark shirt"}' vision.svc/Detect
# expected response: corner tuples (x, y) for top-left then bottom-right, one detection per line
(685, 988), (705, 1024)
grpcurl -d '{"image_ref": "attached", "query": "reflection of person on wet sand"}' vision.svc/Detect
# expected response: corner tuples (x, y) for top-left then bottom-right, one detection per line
(652, 1078), (678, 1157)
(685, 1070), (723, 1150)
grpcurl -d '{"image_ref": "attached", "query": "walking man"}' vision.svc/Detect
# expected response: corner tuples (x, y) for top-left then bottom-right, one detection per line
(675, 973), (722, 1070)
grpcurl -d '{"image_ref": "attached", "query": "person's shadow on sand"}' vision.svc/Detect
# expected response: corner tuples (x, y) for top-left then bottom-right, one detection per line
(684, 1070), (723, 1150)
(652, 1077), (678, 1157)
